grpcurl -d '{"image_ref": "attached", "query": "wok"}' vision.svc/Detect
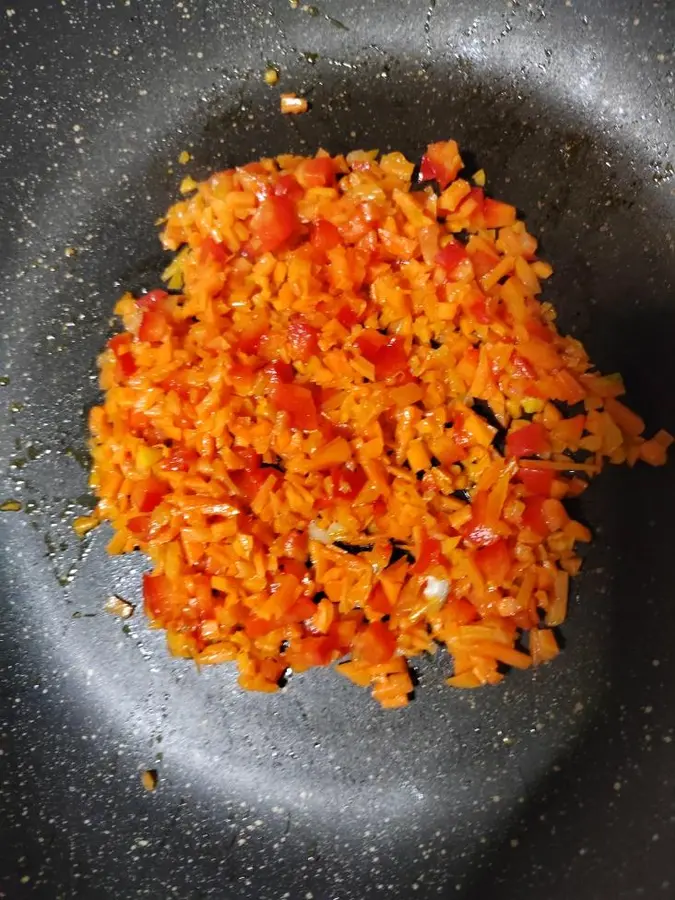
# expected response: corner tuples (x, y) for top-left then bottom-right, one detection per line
(1, 1), (674, 897)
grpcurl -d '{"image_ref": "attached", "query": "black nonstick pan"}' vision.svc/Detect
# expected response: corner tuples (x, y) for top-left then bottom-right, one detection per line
(1, 1), (674, 898)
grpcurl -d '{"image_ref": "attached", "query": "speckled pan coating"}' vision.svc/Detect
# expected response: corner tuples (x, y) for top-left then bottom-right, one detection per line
(1, 1), (674, 898)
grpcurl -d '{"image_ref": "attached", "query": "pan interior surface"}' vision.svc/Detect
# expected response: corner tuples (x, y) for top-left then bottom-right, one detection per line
(1, 2), (674, 898)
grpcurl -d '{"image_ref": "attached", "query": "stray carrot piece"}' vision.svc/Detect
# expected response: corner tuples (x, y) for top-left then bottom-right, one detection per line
(546, 570), (569, 627)
(465, 641), (532, 670)
(280, 93), (308, 115)
(446, 672), (482, 688)
(639, 430), (673, 466)
(604, 398), (645, 438)
(530, 628), (559, 665)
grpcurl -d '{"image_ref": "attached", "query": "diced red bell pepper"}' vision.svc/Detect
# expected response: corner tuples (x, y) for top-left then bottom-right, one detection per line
(512, 353), (537, 380)
(273, 173), (304, 202)
(352, 621), (397, 665)
(245, 615), (274, 639)
(117, 352), (137, 377)
(475, 538), (511, 584)
(228, 362), (256, 391)
(316, 464), (367, 510)
(522, 496), (567, 536)
(372, 497), (387, 519)
(336, 303), (361, 329)
(137, 289), (169, 310)
(310, 218), (341, 255)
(250, 195), (299, 252)
(162, 370), (191, 400)
(294, 157), (336, 188)
(200, 237), (229, 265)
(521, 496), (549, 536)
(483, 198), (517, 229)
(506, 422), (550, 458)
(449, 409), (467, 447)
(160, 447), (199, 473)
(374, 336), (409, 381)
(354, 329), (388, 362)
(435, 241), (468, 274)
(143, 572), (173, 622)
(109, 333), (137, 376)
(263, 360), (294, 384)
(139, 309), (171, 343)
(127, 411), (162, 444)
(419, 155), (437, 183)
(517, 464), (554, 496)
(367, 583), (393, 619)
(413, 536), (444, 574)
(271, 383), (318, 430)
(131, 474), (169, 513)
(287, 317), (320, 362)
(462, 491), (500, 547)
(293, 635), (337, 668)
(419, 140), (463, 189)
(330, 465), (367, 501)
(108, 333), (131, 355)
(469, 296), (493, 324)
(231, 466), (280, 503)
(127, 515), (151, 539)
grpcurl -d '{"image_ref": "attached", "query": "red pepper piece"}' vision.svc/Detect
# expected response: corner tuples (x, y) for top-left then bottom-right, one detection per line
(506, 422), (550, 459)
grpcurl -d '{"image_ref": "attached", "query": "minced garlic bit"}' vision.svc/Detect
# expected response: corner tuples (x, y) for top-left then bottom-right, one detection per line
(264, 66), (279, 86)
(141, 769), (158, 792)
(104, 594), (134, 619)
(280, 93), (308, 115)
(178, 150), (191, 165)
(64, 246), (77, 258)
(473, 169), (486, 187)
(0, 499), (22, 512)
